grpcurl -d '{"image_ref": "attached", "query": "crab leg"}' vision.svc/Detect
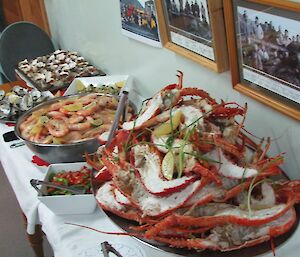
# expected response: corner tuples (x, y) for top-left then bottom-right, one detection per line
(151, 207), (296, 251)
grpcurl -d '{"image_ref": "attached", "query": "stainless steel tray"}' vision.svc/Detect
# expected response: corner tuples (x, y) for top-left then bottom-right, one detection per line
(15, 67), (106, 92)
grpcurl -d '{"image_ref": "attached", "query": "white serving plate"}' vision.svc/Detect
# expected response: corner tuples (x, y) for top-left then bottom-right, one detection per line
(64, 75), (131, 96)
(38, 162), (96, 215)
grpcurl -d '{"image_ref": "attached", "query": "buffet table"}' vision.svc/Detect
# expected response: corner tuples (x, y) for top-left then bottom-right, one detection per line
(1, 96), (300, 257)
(0, 123), (164, 257)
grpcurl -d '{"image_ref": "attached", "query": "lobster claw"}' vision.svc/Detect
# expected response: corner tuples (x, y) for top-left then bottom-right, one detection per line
(276, 180), (300, 203)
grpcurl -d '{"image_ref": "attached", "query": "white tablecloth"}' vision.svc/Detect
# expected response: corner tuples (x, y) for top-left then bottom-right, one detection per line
(1, 123), (300, 257)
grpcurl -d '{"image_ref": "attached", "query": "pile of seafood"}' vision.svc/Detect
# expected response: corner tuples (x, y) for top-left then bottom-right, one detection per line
(90, 72), (300, 253)
(17, 50), (101, 91)
(0, 85), (52, 122)
(18, 93), (132, 144)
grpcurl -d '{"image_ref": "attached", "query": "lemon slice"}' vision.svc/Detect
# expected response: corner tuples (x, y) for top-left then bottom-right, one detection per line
(153, 111), (182, 137)
(76, 80), (86, 92)
(82, 101), (97, 110)
(38, 116), (49, 124)
(115, 80), (126, 88)
(63, 103), (83, 111)
(30, 124), (43, 135)
(90, 118), (103, 127)
(52, 137), (62, 144)
(162, 151), (174, 180)
(54, 90), (62, 97)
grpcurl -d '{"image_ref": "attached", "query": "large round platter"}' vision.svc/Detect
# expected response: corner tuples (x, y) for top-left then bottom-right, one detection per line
(91, 178), (299, 257)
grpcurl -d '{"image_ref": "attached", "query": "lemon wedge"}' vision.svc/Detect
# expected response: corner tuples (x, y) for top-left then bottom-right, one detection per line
(82, 101), (96, 110)
(162, 151), (174, 180)
(90, 118), (103, 127)
(153, 111), (182, 137)
(63, 103), (83, 112)
(115, 80), (126, 88)
(30, 124), (43, 135)
(38, 116), (49, 124)
(52, 137), (62, 144)
(54, 90), (62, 97)
(76, 80), (86, 92)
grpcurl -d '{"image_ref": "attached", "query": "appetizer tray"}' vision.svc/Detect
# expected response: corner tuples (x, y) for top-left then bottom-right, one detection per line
(0, 81), (52, 123)
(64, 75), (130, 96)
(15, 50), (106, 92)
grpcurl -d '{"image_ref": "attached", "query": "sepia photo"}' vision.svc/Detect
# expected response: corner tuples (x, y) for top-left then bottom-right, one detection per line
(164, 0), (214, 60)
(238, 6), (300, 90)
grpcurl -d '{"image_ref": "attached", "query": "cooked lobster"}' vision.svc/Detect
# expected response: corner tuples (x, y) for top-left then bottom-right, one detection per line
(88, 71), (300, 253)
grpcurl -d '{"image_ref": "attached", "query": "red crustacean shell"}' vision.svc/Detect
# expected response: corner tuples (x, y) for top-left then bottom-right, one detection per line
(150, 207), (296, 252)
(92, 72), (300, 253)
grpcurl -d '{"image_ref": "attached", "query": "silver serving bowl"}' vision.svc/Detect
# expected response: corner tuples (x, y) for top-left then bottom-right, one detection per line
(14, 93), (116, 163)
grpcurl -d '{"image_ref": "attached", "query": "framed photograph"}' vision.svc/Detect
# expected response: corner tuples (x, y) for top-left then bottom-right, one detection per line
(120, 0), (162, 48)
(156, 0), (228, 72)
(224, 0), (300, 120)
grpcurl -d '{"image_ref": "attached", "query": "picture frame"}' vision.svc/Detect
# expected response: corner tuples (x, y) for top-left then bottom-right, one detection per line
(224, 0), (300, 121)
(156, 0), (228, 72)
(120, 0), (162, 48)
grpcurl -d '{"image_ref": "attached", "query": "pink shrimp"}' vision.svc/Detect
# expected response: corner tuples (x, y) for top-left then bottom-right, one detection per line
(96, 110), (115, 124)
(46, 119), (69, 137)
(48, 99), (75, 111)
(80, 93), (99, 104)
(68, 121), (91, 131)
(48, 111), (67, 119)
(98, 95), (118, 108)
(82, 124), (112, 139)
(77, 101), (99, 116)
(20, 123), (36, 139)
(19, 116), (38, 132)
(61, 131), (83, 143)
(68, 115), (85, 124)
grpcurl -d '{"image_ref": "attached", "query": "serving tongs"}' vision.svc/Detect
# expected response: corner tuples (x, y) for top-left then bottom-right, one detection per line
(101, 241), (123, 257)
(30, 179), (86, 196)
(105, 90), (129, 148)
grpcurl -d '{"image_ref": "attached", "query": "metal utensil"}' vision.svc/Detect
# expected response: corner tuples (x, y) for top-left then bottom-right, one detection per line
(30, 179), (86, 196)
(101, 241), (123, 257)
(10, 141), (25, 148)
(105, 91), (129, 148)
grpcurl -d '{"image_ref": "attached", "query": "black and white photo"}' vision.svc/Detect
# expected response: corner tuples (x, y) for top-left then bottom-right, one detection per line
(237, 6), (300, 96)
(164, 0), (214, 60)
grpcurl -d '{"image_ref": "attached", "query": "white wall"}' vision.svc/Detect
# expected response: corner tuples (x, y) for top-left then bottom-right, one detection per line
(44, 0), (300, 179)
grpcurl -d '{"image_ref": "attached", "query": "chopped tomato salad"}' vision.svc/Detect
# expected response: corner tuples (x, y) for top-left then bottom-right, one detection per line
(48, 166), (92, 195)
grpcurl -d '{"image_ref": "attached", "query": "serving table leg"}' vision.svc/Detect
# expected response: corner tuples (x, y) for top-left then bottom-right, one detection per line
(22, 213), (45, 257)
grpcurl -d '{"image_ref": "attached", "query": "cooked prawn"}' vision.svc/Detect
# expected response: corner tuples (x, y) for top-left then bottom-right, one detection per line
(61, 131), (82, 143)
(98, 95), (118, 108)
(77, 101), (98, 116)
(46, 119), (69, 137)
(82, 124), (111, 139)
(68, 115), (85, 124)
(48, 111), (67, 119)
(79, 93), (99, 104)
(48, 99), (75, 111)
(68, 121), (91, 131)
